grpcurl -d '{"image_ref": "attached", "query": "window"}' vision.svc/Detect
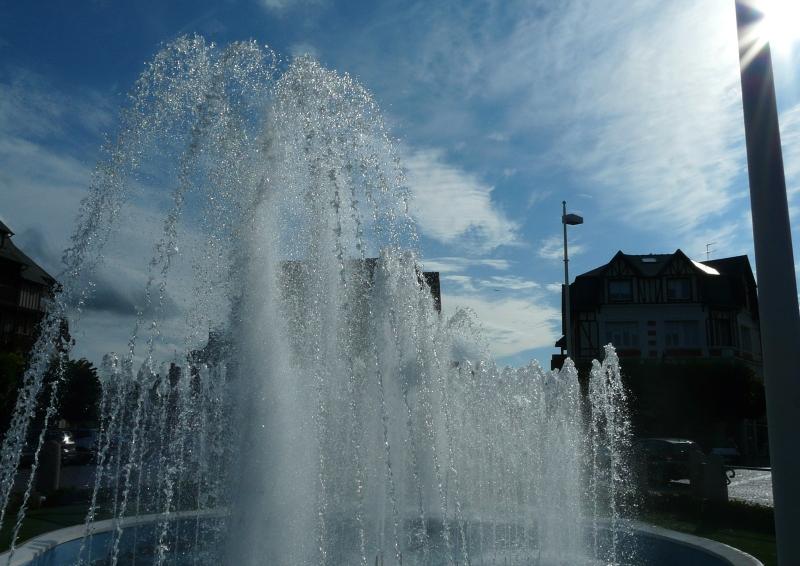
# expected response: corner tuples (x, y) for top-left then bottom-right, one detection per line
(664, 320), (700, 348)
(666, 278), (691, 301)
(740, 325), (753, 352)
(605, 322), (639, 348)
(608, 279), (633, 302)
(712, 317), (734, 346)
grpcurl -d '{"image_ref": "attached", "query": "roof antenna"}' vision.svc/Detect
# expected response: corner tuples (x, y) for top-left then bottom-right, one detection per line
(706, 242), (716, 261)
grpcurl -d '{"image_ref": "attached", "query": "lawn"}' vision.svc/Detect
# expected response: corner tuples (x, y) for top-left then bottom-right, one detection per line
(641, 494), (776, 566)
(0, 503), (89, 552)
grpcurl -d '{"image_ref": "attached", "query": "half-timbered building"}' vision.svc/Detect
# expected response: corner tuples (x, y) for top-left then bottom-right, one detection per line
(0, 220), (58, 355)
(552, 250), (762, 374)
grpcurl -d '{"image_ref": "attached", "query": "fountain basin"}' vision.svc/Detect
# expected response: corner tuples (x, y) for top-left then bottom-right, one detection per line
(0, 509), (226, 566)
(0, 512), (762, 566)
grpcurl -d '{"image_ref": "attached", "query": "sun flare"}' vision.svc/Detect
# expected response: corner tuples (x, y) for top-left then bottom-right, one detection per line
(762, 0), (800, 53)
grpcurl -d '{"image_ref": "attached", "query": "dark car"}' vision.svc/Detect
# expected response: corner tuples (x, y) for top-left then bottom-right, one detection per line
(45, 430), (79, 465)
(634, 437), (703, 484)
(69, 428), (99, 464)
(20, 430), (80, 467)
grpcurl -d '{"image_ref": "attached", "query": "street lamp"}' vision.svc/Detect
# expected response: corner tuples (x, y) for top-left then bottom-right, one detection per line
(562, 201), (583, 361)
(735, 1), (800, 563)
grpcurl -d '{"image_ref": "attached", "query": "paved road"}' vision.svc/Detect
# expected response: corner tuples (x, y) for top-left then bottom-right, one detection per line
(728, 468), (773, 507)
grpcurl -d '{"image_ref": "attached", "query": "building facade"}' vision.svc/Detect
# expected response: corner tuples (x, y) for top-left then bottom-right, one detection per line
(0, 220), (57, 355)
(553, 250), (762, 373)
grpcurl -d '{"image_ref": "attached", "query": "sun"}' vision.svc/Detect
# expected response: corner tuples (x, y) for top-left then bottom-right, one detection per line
(762, 0), (800, 53)
(738, 0), (799, 67)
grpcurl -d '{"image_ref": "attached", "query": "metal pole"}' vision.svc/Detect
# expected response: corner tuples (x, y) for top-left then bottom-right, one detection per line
(563, 201), (572, 360)
(735, 3), (800, 563)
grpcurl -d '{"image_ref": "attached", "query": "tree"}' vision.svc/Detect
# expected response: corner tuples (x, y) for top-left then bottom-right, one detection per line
(56, 358), (101, 425)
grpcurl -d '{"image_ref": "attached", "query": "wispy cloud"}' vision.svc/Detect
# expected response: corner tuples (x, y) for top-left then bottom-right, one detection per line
(0, 68), (115, 141)
(289, 42), (320, 59)
(258, 0), (325, 14)
(421, 256), (511, 274)
(348, 1), (747, 246)
(462, 2), (745, 234)
(780, 103), (800, 196)
(442, 274), (477, 293)
(478, 275), (539, 291)
(487, 131), (509, 142)
(404, 147), (519, 251)
(443, 293), (560, 358)
(526, 188), (551, 209)
(537, 234), (584, 261)
(442, 273), (541, 294)
(545, 282), (562, 294)
(0, 68), (213, 364)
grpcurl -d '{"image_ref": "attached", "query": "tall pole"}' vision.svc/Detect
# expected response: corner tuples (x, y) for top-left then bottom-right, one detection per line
(563, 201), (572, 360)
(735, 3), (800, 563)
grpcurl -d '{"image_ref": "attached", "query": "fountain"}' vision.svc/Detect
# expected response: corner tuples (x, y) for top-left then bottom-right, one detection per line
(0, 37), (759, 566)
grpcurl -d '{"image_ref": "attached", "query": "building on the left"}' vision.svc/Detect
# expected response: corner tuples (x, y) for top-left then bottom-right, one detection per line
(0, 220), (58, 355)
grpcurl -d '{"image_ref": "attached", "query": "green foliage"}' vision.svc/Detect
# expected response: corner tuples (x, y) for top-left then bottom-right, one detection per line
(36, 357), (101, 425)
(56, 358), (101, 425)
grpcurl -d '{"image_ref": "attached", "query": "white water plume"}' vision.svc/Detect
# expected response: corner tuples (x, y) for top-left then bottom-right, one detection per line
(0, 36), (635, 566)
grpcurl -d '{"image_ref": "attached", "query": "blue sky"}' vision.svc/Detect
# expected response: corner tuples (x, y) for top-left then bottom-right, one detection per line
(1, 0), (799, 367)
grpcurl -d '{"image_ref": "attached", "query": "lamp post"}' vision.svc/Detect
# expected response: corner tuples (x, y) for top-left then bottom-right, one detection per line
(735, 2), (800, 563)
(562, 201), (584, 361)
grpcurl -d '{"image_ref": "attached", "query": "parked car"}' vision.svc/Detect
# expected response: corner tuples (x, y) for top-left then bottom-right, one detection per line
(45, 430), (79, 465)
(710, 441), (741, 465)
(69, 428), (99, 464)
(20, 430), (80, 466)
(634, 437), (703, 484)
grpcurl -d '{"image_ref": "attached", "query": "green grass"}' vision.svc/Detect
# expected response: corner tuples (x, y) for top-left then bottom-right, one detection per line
(640, 495), (777, 566)
(0, 503), (89, 552)
(0, 488), (111, 553)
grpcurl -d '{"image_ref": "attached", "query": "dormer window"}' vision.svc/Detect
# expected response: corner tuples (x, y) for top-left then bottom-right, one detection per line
(667, 277), (691, 301)
(608, 279), (633, 302)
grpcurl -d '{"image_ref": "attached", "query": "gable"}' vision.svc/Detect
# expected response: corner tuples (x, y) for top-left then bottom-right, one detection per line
(606, 255), (637, 277)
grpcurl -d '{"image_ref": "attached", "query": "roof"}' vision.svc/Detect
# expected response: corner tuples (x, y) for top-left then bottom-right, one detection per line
(0, 225), (56, 287)
(0, 219), (13, 237)
(576, 249), (729, 281)
(704, 255), (754, 279)
(570, 250), (757, 313)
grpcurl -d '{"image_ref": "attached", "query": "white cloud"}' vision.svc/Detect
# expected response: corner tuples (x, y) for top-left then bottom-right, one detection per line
(545, 282), (563, 294)
(443, 274), (540, 295)
(477, 275), (539, 291)
(443, 294), (560, 357)
(0, 69), (220, 365)
(487, 131), (509, 142)
(500, 1), (744, 235)
(780, 103), (800, 197)
(353, 1), (747, 244)
(421, 256), (511, 274)
(259, 0), (325, 14)
(537, 234), (584, 261)
(442, 274), (477, 293)
(682, 221), (745, 262)
(526, 189), (551, 209)
(0, 69), (114, 141)
(289, 42), (319, 59)
(404, 147), (518, 251)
